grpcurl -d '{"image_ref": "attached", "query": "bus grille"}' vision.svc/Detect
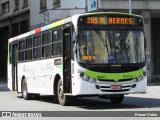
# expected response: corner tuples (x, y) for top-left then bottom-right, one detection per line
(96, 84), (133, 92)
(98, 78), (133, 82)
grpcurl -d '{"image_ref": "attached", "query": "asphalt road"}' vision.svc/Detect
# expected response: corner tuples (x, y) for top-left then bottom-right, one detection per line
(0, 82), (160, 119)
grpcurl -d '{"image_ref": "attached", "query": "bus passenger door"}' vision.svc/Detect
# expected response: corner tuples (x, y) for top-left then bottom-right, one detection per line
(11, 44), (18, 91)
(63, 27), (72, 93)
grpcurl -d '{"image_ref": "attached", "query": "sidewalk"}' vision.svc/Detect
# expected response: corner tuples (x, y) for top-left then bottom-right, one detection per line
(148, 82), (160, 86)
(148, 78), (160, 86)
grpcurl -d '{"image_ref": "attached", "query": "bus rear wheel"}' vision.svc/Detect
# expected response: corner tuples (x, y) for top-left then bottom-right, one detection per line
(22, 79), (32, 100)
(110, 95), (124, 104)
(57, 79), (71, 106)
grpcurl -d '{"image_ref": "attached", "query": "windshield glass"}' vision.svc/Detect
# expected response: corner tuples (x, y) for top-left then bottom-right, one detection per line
(76, 30), (145, 64)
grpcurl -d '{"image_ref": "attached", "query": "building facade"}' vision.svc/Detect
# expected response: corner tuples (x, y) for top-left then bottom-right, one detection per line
(0, 0), (160, 82)
(0, 0), (29, 79)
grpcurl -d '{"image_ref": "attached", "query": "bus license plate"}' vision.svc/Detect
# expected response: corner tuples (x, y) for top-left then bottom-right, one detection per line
(111, 85), (122, 90)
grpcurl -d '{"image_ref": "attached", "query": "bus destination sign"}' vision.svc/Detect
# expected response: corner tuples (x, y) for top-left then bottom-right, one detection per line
(78, 15), (143, 26)
(87, 17), (133, 25)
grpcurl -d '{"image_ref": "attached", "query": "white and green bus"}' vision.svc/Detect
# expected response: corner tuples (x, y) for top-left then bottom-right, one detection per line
(8, 12), (147, 106)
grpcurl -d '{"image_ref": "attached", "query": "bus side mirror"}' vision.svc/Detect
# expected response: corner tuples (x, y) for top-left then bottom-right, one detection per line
(72, 31), (77, 43)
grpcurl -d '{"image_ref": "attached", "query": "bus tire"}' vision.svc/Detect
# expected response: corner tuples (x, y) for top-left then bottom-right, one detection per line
(57, 79), (71, 106)
(22, 79), (32, 100)
(110, 95), (124, 104)
(53, 78), (59, 104)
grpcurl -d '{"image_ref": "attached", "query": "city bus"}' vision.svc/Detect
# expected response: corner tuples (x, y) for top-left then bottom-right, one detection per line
(8, 12), (147, 106)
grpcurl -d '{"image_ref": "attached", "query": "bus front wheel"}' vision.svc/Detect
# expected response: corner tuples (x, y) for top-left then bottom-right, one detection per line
(57, 79), (71, 106)
(109, 95), (124, 104)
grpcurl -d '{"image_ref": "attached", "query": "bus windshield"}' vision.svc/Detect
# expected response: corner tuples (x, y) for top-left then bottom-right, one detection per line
(76, 30), (145, 64)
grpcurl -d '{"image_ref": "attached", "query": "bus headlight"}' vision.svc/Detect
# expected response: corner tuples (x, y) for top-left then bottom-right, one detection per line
(90, 78), (96, 83)
(139, 75), (143, 81)
(134, 77), (139, 82)
(134, 75), (144, 82)
(86, 76), (90, 81)
(82, 75), (90, 81)
(79, 71), (96, 83)
(79, 71), (89, 81)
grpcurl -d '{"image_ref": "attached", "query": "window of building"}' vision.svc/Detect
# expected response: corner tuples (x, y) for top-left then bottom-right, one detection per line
(40, 0), (47, 12)
(14, 0), (20, 12)
(53, 0), (60, 8)
(22, 0), (28, 9)
(2, 2), (10, 14)
(12, 22), (19, 37)
(20, 20), (29, 34)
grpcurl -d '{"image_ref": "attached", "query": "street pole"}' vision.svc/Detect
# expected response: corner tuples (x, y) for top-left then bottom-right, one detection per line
(85, 0), (88, 13)
(44, 11), (49, 25)
(129, 0), (132, 14)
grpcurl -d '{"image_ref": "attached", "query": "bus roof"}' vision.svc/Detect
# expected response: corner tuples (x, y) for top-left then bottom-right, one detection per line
(8, 16), (73, 43)
(8, 12), (142, 43)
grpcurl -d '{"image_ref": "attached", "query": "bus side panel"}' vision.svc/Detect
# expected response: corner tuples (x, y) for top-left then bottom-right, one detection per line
(8, 64), (12, 91)
(17, 58), (62, 95)
(136, 76), (147, 93)
(8, 43), (18, 92)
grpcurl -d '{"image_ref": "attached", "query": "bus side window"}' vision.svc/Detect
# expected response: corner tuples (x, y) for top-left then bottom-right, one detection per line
(42, 32), (51, 58)
(18, 40), (25, 61)
(25, 37), (32, 60)
(52, 31), (57, 56)
(33, 35), (41, 59)
(52, 29), (62, 56)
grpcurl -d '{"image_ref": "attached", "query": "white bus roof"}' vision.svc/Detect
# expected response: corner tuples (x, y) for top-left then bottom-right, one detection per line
(8, 12), (142, 43)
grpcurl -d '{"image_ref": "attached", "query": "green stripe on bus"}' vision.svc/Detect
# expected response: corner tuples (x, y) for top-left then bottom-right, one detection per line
(84, 69), (143, 82)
